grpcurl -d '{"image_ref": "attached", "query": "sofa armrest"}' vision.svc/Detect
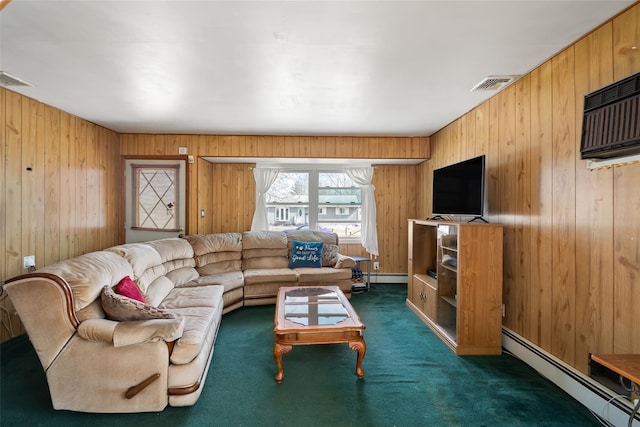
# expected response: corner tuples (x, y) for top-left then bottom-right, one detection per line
(78, 318), (185, 348)
(334, 254), (356, 269)
(77, 318), (118, 343)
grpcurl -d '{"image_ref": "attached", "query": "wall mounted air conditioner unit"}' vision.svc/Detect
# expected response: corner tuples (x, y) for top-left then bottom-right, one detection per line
(580, 71), (640, 160)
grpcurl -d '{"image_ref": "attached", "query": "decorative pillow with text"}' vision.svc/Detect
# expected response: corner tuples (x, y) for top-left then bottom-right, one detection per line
(288, 240), (324, 268)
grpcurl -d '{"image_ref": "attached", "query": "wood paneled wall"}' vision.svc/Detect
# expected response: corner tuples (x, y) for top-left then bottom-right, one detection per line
(0, 88), (121, 342)
(421, 4), (640, 373)
(120, 135), (429, 273)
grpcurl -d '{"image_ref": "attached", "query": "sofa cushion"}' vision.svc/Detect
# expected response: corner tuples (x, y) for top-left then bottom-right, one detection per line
(242, 231), (287, 250)
(289, 240), (323, 268)
(136, 264), (168, 294)
(321, 244), (340, 267)
(169, 306), (219, 365)
(335, 254), (357, 269)
(159, 285), (225, 310)
(145, 276), (176, 307)
(101, 286), (175, 322)
(242, 256), (289, 270)
(162, 258), (197, 272)
(166, 267), (199, 287)
(195, 251), (241, 267)
(185, 233), (243, 256)
(243, 268), (297, 284)
(242, 248), (288, 259)
(285, 230), (339, 247)
(106, 243), (162, 280)
(37, 251), (134, 312)
(114, 276), (147, 303)
(106, 243), (172, 298)
(188, 271), (245, 292)
(295, 267), (353, 283)
(160, 285), (224, 365)
(185, 233), (243, 271)
(197, 260), (242, 275)
(112, 318), (185, 348)
(146, 238), (194, 263)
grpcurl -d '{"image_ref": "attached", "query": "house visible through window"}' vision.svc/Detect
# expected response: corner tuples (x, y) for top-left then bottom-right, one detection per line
(276, 207), (290, 222)
(131, 165), (180, 231)
(264, 169), (361, 242)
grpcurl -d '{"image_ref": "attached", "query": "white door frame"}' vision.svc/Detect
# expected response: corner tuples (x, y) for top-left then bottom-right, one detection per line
(123, 157), (189, 243)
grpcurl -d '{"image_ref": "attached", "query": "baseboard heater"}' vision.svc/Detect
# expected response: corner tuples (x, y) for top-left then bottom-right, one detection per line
(367, 273), (408, 285)
(502, 327), (639, 427)
(580, 71), (640, 160)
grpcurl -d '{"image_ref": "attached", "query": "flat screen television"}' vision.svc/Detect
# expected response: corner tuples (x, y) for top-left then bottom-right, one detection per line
(432, 155), (485, 217)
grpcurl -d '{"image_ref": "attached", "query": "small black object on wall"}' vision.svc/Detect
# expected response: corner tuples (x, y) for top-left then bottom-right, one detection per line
(580, 71), (640, 160)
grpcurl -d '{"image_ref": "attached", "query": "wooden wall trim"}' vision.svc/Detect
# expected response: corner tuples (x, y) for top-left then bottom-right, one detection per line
(424, 3), (640, 374)
(1, 87), (120, 343)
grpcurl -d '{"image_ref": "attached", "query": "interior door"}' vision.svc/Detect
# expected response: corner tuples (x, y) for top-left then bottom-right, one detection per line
(125, 159), (187, 243)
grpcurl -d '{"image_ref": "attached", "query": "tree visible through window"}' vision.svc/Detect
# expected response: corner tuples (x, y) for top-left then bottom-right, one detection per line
(132, 165), (180, 231)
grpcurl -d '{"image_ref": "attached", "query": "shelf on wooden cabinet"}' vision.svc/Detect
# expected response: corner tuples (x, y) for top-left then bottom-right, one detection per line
(439, 263), (457, 274)
(406, 219), (503, 356)
(441, 295), (457, 308)
(414, 273), (437, 288)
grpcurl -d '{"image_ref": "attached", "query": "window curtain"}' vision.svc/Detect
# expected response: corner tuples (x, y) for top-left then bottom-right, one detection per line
(251, 168), (280, 231)
(345, 167), (378, 256)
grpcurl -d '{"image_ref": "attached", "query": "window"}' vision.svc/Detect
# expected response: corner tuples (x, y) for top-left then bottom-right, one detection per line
(317, 172), (361, 240)
(131, 164), (180, 231)
(264, 169), (361, 242)
(276, 207), (289, 222)
(266, 172), (309, 230)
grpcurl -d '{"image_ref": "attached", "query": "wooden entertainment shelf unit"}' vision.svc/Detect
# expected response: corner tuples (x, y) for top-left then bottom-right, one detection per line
(406, 219), (503, 355)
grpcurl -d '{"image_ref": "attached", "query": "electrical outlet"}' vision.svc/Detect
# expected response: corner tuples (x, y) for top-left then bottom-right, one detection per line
(373, 262), (380, 270)
(23, 255), (35, 269)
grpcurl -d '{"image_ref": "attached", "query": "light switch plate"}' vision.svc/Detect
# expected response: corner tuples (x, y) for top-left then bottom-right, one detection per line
(23, 255), (35, 269)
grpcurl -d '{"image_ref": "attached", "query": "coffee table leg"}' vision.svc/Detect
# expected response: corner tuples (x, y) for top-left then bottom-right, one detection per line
(273, 342), (292, 383)
(349, 338), (366, 378)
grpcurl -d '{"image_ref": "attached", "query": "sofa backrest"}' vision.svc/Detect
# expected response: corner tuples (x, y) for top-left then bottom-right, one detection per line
(106, 238), (196, 306)
(184, 233), (243, 275)
(241, 231), (289, 270)
(38, 251), (134, 313)
(146, 238), (198, 289)
(284, 230), (339, 248)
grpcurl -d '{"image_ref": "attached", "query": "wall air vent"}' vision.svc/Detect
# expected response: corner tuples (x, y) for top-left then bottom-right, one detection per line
(580, 71), (640, 160)
(469, 75), (520, 92)
(0, 71), (34, 87)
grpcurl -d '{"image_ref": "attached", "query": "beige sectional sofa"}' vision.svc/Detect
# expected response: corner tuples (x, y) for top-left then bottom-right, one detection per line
(4, 230), (355, 413)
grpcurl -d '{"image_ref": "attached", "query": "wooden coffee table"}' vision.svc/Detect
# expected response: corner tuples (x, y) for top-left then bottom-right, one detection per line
(273, 285), (366, 383)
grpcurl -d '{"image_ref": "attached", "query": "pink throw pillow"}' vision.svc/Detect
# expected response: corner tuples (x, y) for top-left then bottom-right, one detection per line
(114, 276), (147, 303)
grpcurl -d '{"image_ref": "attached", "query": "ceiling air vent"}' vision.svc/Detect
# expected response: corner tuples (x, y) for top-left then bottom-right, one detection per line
(470, 75), (520, 92)
(0, 71), (34, 87)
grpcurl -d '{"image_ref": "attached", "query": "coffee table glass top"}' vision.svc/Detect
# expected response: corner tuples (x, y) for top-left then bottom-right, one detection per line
(282, 287), (349, 326)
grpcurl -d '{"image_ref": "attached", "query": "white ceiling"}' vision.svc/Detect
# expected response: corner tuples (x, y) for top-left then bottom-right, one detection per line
(0, 1), (635, 137)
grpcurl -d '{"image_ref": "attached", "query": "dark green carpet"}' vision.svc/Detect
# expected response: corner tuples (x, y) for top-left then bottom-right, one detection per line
(1, 284), (599, 426)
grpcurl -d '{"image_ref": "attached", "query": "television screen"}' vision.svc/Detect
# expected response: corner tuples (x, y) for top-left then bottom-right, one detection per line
(432, 155), (485, 217)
